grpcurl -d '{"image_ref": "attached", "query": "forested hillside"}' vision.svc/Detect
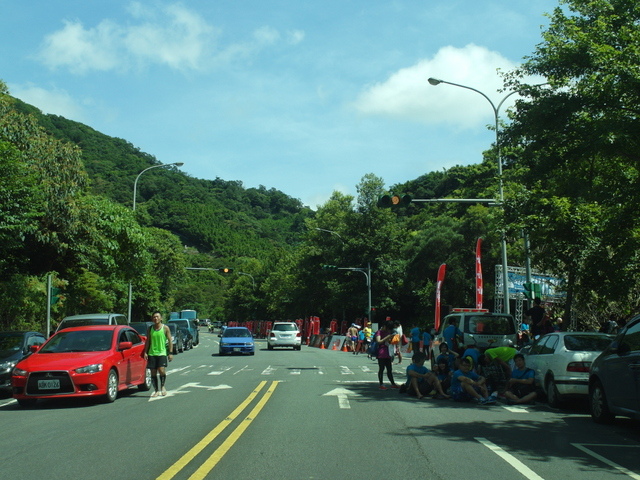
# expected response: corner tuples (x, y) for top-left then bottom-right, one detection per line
(3, 1), (640, 333)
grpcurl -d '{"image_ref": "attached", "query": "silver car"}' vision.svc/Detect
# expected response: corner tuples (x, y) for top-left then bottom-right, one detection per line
(523, 331), (613, 407)
(267, 322), (301, 350)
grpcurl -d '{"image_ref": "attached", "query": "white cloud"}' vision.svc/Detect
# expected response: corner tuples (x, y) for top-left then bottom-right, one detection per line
(38, 19), (123, 74)
(9, 83), (86, 121)
(287, 29), (305, 45)
(352, 44), (519, 130)
(37, 3), (216, 73)
(253, 26), (280, 45)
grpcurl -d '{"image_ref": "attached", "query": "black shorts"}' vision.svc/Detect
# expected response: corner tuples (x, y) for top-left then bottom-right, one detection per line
(511, 383), (535, 398)
(147, 355), (168, 369)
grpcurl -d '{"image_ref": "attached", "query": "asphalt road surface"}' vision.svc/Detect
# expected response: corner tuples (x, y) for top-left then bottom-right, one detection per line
(1, 328), (639, 480)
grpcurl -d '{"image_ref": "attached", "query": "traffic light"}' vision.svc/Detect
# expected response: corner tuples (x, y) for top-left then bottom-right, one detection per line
(322, 265), (338, 270)
(220, 268), (234, 274)
(377, 194), (412, 208)
(523, 282), (542, 300)
(50, 287), (61, 306)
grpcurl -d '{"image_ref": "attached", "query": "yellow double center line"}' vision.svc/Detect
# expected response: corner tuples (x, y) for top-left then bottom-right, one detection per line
(157, 380), (279, 480)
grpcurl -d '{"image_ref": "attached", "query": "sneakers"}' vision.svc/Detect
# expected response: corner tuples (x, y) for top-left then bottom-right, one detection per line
(379, 385), (388, 390)
(151, 391), (159, 398)
(390, 384), (400, 389)
(483, 396), (496, 404)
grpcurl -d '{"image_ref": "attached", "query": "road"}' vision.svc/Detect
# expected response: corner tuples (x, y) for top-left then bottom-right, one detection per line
(1, 328), (639, 480)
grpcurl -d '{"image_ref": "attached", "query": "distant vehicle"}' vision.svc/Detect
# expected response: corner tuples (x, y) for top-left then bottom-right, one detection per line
(180, 310), (197, 321)
(12, 325), (151, 407)
(129, 322), (153, 337)
(434, 308), (517, 352)
(523, 331), (614, 407)
(218, 327), (255, 355)
(168, 319), (199, 346)
(56, 313), (128, 333)
(180, 327), (193, 351)
(589, 315), (640, 423)
(267, 322), (302, 350)
(0, 331), (47, 392)
(166, 323), (185, 354)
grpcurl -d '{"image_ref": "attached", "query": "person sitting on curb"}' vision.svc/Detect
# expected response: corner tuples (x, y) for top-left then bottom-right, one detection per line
(450, 357), (495, 405)
(436, 342), (459, 371)
(400, 352), (450, 400)
(504, 353), (537, 405)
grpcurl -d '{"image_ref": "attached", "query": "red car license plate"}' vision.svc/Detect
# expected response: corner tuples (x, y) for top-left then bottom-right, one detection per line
(38, 379), (60, 390)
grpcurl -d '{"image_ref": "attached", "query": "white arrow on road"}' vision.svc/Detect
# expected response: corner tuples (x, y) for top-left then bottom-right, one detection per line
(323, 387), (361, 409)
(149, 382), (231, 401)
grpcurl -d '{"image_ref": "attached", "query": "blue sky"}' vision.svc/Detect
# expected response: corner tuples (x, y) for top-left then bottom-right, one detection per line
(1, 1), (558, 208)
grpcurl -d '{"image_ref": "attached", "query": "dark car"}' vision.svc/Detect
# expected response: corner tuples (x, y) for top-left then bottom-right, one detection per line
(180, 327), (193, 351)
(0, 331), (47, 392)
(167, 323), (185, 354)
(589, 315), (640, 423)
(129, 322), (153, 337)
(169, 319), (199, 346)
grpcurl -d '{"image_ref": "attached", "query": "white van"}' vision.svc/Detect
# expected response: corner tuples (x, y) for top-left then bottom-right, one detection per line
(56, 313), (128, 333)
(435, 308), (517, 352)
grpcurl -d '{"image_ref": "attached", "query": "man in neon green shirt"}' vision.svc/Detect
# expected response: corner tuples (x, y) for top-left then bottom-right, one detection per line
(143, 311), (173, 397)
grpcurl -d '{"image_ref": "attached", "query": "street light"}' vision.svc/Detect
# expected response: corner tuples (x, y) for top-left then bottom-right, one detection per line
(428, 77), (514, 314)
(315, 227), (345, 244)
(128, 162), (184, 321)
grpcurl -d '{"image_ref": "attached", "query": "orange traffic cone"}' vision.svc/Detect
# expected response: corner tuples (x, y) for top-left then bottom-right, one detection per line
(320, 341), (326, 349)
(341, 342), (349, 352)
(332, 341), (338, 351)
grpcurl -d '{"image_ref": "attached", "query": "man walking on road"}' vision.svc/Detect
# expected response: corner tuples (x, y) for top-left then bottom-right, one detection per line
(143, 311), (173, 397)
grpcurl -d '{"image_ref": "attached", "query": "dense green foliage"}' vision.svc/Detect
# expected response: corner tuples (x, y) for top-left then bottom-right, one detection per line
(2, 0), (640, 333)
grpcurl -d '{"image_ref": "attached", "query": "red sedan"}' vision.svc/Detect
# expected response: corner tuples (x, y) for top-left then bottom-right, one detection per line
(12, 325), (151, 407)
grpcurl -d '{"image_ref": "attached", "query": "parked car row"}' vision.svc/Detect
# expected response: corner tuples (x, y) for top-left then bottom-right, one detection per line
(518, 317), (640, 424)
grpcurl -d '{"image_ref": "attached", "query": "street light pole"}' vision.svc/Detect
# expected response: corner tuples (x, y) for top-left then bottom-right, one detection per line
(428, 77), (514, 314)
(128, 162), (184, 321)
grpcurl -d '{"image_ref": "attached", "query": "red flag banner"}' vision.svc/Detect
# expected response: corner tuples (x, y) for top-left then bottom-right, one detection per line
(435, 263), (446, 331)
(476, 238), (483, 309)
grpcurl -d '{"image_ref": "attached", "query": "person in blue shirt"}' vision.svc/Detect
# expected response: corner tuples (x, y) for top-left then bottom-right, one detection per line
(451, 357), (494, 405)
(435, 342), (459, 371)
(504, 353), (537, 404)
(443, 317), (463, 352)
(462, 344), (481, 371)
(422, 327), (433, 361)
(409, 324), (421, 355)
(402, 352), (449, 400)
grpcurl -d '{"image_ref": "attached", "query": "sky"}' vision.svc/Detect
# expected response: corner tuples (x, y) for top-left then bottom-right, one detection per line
(1, 0), (560, 208)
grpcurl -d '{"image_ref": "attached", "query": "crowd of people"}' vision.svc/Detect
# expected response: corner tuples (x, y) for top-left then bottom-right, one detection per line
(361, 319), (537, 406)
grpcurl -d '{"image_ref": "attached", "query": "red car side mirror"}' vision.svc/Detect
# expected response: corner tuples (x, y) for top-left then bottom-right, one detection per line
(118, 341), (133, 351)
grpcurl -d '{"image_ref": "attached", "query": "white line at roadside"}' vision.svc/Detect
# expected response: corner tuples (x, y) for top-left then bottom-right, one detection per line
(475, 437), (545, 480)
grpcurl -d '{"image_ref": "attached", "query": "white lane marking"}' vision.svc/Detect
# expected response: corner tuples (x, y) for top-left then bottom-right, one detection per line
(503, 405), (529, 413)
(290, 369), (301, 375)
(166, 366), (190, 375)
(572, 444), (640, 480)
(313, 366), (325, 375)
(340, 366), (354, 375)
(323, 387), (361, 409)
(233, 365), (252, 375)
(475, 437), (545, 480)
(208, 366), (233, 376)
(261, 366), (276, 375)
(360, 366), (372, 373)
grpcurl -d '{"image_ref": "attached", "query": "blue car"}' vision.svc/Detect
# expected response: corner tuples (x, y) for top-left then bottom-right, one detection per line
(218, 327), (255, 356)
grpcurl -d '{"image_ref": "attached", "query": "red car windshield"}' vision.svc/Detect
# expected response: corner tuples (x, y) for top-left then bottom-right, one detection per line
(41, 330), (113, 353)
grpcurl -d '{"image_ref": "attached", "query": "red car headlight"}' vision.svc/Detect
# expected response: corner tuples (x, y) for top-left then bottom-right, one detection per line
(75, 364), (103, 374)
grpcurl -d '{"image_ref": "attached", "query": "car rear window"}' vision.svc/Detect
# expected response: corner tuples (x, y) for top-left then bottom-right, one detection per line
(59, 319), (109, 329)
(464, 316), (515, 335)
(563, 334), (612, 351)
(273, 324), (297, 332)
